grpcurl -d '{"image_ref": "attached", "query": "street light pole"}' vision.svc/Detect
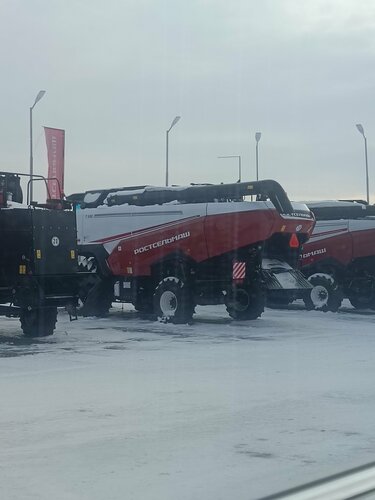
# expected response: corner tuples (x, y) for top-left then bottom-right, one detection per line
(165, 116), (181, 186)
(255, 132), (262, 181)
(29, 90), (46, 203)
(217, 155), (242, 182)
(356, 123), (370, 204)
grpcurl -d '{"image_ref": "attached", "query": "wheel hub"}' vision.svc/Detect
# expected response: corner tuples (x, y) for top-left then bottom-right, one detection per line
(310, 285), (329, 307)
(230, 289), (250, 312)
(160, 290), (178, 316)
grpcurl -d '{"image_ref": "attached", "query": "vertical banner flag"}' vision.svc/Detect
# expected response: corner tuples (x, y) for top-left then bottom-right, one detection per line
(44, 127), (65, 200)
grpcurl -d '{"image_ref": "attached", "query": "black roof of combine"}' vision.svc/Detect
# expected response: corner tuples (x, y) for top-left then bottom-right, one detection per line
(306, 201), (375, 220)
(67, 180), (296, 216)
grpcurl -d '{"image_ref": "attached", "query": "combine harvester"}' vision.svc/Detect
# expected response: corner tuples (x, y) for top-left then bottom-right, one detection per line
(300, 200), (375, 311)
(69, 180), (315, 323)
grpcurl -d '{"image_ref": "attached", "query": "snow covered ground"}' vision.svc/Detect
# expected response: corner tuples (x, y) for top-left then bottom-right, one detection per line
(0, 302), (375, 500)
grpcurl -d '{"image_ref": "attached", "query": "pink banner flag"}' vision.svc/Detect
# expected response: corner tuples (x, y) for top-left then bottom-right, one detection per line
(44, 127), (65, 200)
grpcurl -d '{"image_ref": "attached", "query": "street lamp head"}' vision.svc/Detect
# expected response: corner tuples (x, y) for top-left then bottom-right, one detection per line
(356, 123), (365, 136)
(165, 116), (181, 187)
(218, 155), (240, 159)
(255, 132), (262, 143)
(32, 90), (46, 107)
(169, 115), (181, 131)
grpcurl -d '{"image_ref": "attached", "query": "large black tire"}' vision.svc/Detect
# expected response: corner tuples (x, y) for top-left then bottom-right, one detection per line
(133, 295), (154, 314)
(77, 257), (100, 316)
(82, 279), (113, 317)
(77, 257), (112, 317)
(153, 277), (194, 324)
(304, 275), (343, 312)
(77, 274), (100, 315)
(78, 278), (113, 317)
(20, 307), (58, 337)
(225, 285), (265, 320)
(348, 294), (375, 310)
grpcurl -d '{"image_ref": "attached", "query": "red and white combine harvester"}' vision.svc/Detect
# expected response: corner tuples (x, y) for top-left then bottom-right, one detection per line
(68, 180), (315, 323)
(300, 201), (375, 311)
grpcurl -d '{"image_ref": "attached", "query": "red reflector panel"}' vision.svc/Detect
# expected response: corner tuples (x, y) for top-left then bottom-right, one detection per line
(233, 261), (246, 279)
(289, 233), (300, 248)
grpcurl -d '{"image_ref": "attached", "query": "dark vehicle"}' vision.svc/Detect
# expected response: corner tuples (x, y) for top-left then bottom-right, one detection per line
(0, 172), (79, 336)
(300, 200), (375, 311)
(68, 180), (315, 323)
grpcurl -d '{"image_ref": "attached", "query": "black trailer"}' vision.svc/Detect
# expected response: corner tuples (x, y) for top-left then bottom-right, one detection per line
(0, 172), (79, 336)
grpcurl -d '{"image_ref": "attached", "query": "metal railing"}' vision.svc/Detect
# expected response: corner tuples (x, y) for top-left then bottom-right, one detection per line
(258, 461), (375, 500)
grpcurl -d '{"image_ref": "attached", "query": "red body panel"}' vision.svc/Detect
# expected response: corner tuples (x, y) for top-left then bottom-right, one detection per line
(204, 210), (276, 258)
(107, 207), (314, 277)
(107, 215), (207, 276)
(351, 228), (375, 260)
(302, 233), (353, 267)
(301, 219), (375, 268)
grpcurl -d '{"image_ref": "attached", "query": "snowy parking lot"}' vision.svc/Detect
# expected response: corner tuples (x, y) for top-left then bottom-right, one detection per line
(1, 303), (375, 500)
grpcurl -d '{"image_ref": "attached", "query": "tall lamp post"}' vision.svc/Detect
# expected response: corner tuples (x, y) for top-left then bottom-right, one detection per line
(217, 155), (242, 182)
(166, 116), (181, 186)
(30, 90), (46, 202)
(255, 132), (261, 181)
(356, 123), (370, 204)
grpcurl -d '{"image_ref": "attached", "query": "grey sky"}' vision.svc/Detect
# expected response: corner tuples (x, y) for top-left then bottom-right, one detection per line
(1, 0), (375, 201)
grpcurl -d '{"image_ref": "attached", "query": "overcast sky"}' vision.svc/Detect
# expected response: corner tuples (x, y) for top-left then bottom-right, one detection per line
(1, 0), (375, 201)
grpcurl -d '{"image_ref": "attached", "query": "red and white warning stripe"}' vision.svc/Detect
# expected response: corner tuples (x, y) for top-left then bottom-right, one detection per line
(232, 261), (246, 280)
